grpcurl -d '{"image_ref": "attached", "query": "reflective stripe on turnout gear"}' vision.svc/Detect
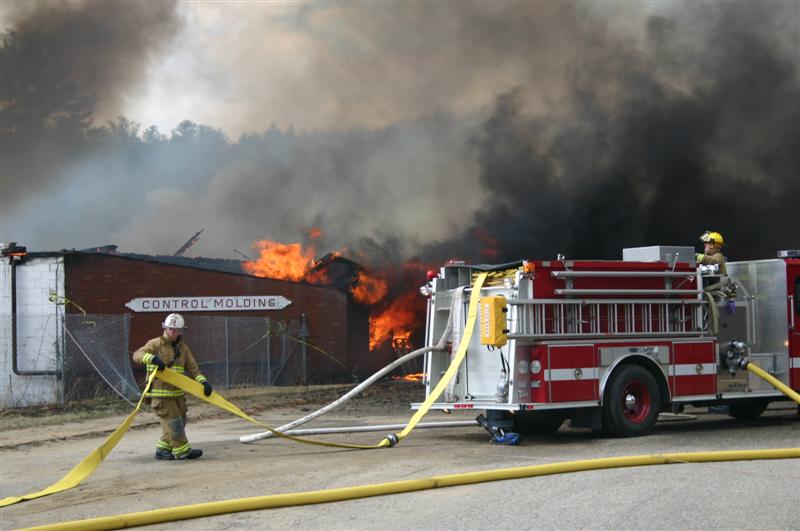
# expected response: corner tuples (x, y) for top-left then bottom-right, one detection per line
(133, 332), (207, 399)
(147, 389), (185, 397)
(172, 442), (191, 457)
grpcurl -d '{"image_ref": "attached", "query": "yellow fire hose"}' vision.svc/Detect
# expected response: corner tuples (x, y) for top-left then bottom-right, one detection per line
(18, 448), (800, 531)
(3, 270), (799, 528)
(0, 370), (157, 508)
(0, 273), (489, 509)
(743, 360), (800, 403)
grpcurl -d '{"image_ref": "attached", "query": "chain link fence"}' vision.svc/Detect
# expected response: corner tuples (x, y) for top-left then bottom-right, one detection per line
(0, 313), (64, 407)
(179, 315), (309, 388)
(63, 314), (139, 402)
(1, 313), (312, 408)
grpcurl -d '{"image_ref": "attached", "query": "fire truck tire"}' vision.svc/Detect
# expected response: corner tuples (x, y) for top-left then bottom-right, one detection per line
(602, 365), (661, 437)
(512, 411), (565, 435)
(728, 399), (769, 419)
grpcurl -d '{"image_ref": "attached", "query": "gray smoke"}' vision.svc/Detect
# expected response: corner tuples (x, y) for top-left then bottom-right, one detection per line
(5, 0), (182, 124)
(1, 0), (182, 228)
(1, 1), (797, 266)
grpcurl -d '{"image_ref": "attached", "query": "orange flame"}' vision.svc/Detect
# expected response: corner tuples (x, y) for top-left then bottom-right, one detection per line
(243, 236), (435, 354)
(352, 271), (389, 305)
(242, 240), (315, 281)
(369, 292), (419, 350)
(307, 227), (323, 240)
(391, 372), (426, 382)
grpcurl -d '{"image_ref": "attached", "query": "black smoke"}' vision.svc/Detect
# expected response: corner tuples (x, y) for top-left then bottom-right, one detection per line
(1, 1), (797, 266)
(421, 2), (799, 263)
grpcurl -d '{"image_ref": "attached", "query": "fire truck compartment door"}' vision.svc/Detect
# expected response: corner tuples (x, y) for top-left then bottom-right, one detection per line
(548, 345), (598, 402)
(788, 264), (800, 389)
(671, 342), (716, 396)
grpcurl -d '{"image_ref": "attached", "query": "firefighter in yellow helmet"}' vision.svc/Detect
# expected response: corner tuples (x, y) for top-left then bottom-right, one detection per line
(132, 313), (212, 460)
(696, 231), (727, 275)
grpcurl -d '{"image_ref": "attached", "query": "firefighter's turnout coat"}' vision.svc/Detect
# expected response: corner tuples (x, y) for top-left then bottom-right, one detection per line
(697, 246), (727, 275)
(133, 333), (208, 457)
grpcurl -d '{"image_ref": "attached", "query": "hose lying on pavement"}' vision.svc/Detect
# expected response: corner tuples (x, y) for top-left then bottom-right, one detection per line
(1, 274), (484, 509)
(240, 346), (434, 443)
(20, 448), (800, 531)
(240, 287), (457, 443)
(16, 357), (800, 530)
(248, 420), (478, 438)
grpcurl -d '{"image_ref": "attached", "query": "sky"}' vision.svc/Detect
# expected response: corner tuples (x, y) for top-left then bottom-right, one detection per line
(1, 0), (798, 263)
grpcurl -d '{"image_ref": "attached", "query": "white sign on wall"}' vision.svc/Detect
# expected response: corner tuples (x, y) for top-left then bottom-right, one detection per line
(124, 295), (292, 312)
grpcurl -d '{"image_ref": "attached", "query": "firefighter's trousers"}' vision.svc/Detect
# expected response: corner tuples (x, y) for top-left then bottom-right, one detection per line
(151, 396), (193, 458)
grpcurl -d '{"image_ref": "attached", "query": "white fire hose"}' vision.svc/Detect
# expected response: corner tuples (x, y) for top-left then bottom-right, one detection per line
(239, 295), (456, 443)
(256, 420), (478, 438)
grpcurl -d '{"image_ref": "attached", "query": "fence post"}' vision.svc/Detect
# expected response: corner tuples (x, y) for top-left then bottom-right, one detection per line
(58, 311), (65, 405)
(266, 319), (272, 386)
(300, 314), (308, 385)
(225, 317), (230, 389)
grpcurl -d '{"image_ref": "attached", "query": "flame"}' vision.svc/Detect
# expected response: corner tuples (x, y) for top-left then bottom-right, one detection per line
(307, 227), (323, 240)
(243, 235), (436, 354)
(243, 240), (315, 281)
(369, 292), (420, 350)
(352, 271), (389, 305)
(366, 260), (437, 351)
(392, 372), (426, 382)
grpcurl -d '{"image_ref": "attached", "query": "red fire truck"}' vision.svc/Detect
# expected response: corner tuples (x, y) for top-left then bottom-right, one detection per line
(416, 246), (800, 439)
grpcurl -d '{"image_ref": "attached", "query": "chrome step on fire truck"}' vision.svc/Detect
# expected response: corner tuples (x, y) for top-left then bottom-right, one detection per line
(414, 246), (800, 441)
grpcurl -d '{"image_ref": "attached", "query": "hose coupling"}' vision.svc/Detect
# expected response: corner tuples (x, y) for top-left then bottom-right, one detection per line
(385, 433), (399, 447)
(737, 358), (750, 370)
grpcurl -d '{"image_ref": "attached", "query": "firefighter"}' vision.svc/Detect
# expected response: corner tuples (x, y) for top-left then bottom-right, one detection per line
(696, 230), (727, 275)
(133, 313), (213, 460)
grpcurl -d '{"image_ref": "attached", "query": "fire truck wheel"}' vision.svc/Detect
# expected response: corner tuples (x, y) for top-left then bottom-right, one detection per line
(728, 399), (769, 419)
(512, 411), (565, 435)
(602, 365), (661, 437)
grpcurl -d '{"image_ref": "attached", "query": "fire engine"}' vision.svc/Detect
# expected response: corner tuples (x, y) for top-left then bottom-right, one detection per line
(415, 246), (800, 440)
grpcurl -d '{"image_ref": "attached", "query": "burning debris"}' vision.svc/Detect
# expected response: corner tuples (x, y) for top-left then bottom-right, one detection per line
(242, 231), (431, 353)
(243, 240), (316, 282)
(368, 292), (420, 351)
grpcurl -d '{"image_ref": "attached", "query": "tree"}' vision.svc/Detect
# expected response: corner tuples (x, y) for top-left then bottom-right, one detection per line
(0, 29), (96, 138)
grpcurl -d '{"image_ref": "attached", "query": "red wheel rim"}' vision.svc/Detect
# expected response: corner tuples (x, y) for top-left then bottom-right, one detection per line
(621, 380), (651, 423)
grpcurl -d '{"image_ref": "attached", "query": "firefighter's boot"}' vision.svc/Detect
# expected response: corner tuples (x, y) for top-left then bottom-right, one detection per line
(154, 448), (175, 461)
(177, 448), (203, 460)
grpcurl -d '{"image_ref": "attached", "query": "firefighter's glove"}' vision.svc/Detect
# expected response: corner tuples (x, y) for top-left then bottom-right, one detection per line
(151, 356), (166, 371)
(202, 381), (213, 397)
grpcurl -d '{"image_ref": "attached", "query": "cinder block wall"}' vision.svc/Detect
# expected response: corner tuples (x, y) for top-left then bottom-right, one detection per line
(0, 255), (64, 406)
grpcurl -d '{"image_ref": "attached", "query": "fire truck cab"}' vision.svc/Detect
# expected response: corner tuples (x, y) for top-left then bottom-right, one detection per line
(415, 247), (800, 439)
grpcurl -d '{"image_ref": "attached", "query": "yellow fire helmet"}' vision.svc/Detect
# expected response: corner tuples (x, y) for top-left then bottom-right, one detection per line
(699, 231), (724, 246)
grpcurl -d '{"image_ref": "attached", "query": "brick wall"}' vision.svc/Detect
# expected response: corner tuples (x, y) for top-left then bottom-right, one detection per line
(63, 253), (368, 382)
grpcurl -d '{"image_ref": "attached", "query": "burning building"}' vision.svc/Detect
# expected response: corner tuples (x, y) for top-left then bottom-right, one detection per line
(0, 243), (373, 407)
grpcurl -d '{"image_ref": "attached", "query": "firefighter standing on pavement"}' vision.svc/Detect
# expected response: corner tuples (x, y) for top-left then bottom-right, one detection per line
(133, 313), (212, 460)
(696, 230), (727, 275)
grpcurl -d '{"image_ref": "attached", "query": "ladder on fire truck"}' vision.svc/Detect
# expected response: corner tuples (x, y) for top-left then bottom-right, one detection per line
(507, 270), (708, 340)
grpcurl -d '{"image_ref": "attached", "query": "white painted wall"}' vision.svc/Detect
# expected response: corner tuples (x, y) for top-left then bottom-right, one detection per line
(0, 255), (65, 407)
